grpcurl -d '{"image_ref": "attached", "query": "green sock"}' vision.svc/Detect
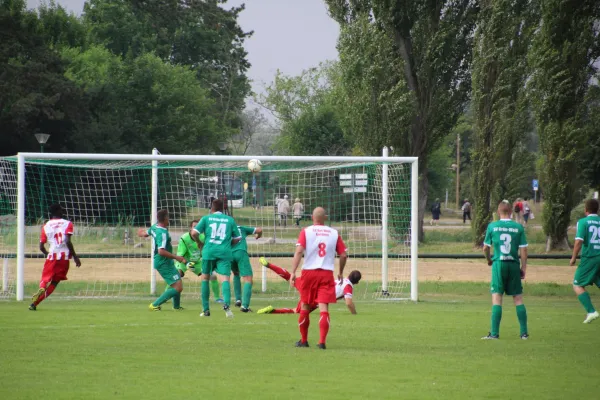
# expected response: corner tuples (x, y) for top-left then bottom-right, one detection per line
(153, 287), (178, 307)
(578, 292), (596, 313)
(222, 281), (231, 307)
(490, 305), (502, 336)
(211, 279), (220, 299)
(233, 275), (242, 302)
(173, 291), (181, 309)
(516, 304), (528, 335)
(242, 282), (252, 309)
(201, 280), (210, 311)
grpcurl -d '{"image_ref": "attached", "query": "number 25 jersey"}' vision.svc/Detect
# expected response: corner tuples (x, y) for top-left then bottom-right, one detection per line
(575, 214), (600, 259)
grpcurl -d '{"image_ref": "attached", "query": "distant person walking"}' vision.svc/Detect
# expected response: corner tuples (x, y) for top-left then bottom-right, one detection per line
(513, 198), (524, 225)
(292, 198), (304, 227)
(522, 197), (531, 226)
(276, 195), (290, 227)
(430, 198), (441, 226)
(462, 199), (472, 224)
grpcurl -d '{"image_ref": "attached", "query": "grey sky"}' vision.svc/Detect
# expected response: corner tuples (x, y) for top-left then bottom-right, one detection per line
(27, 0), (340, 103)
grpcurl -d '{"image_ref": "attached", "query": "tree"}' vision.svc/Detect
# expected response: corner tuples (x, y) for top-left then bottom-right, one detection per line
(579, 79), (600, 191)
(528, 0), (600, 250)
(326, 0), (478, 240)
(229, 108), (268, 155)
(471, 0), (538, 245)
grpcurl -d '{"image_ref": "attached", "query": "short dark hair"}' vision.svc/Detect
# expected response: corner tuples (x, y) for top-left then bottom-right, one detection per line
(157, 209), (169, 223)
(189, 219), (199, 228)
(49, 203), (63, 218)
(212, 199), (224, 212)
(348, 270), (362, 285)
(585, 199), (599, 214)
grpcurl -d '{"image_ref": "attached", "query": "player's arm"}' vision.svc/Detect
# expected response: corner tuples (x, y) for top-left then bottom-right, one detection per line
(137, 228), (150, 238)
(254, 227), (263, 239)
(570, 221), (584, 266)
(290, 244), (304, 286)
(158, 248), (186, 264)
(345, 297), (357, 314)
(64, 223), (81, 267)
(231, 223), (242, 245)
(483, 225), (492, 266)
(519, 227), (528, 278)
(39, 227), (48, 257)
(191, 219), (204, 248)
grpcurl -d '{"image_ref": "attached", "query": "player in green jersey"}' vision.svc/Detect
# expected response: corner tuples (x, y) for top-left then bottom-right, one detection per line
(166, 220), (222, 303)
(570, 198), (600, 324)
(137, 209), (186, 311)
(482, 201), (529, 340)
(191, 199), (241, 318)
(232, 225), (263, 312)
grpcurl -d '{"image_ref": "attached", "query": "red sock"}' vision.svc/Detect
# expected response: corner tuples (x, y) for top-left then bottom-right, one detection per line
(267, 263), (291, 280)
(34, 283), (57, 306)
(319, 312), (330, 345)
(272, 308), (295, 314)
(298, 310), (310, 343)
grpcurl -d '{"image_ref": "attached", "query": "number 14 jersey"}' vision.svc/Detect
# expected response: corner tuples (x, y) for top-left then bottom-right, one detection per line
(484, 219), (528, 262)
(194, 212), (241, 261)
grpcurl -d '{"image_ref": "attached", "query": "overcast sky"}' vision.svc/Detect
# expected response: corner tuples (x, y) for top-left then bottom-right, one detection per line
(27, 0), (340, 103)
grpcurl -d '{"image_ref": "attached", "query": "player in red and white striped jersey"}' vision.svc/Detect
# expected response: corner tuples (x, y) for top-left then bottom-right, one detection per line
(29, 204), (81, 310)
(257, 258), (361, 314)
(290, 207), (348, 349)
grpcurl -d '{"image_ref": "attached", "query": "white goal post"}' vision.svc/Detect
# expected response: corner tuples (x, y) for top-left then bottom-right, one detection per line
(5, 150), (418, 301)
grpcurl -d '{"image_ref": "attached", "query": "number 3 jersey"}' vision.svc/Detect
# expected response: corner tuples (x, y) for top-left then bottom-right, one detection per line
(575, 213), (600, 259)
(40, 218), (75, 260)
(484, 219), (528, 262)
(297, 224), (347, 271)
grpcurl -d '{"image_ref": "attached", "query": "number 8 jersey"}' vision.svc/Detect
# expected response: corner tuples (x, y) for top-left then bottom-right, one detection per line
(297, 225), (347, 271)
(40, 218), (75, 260)
(484, 218), (528, 262)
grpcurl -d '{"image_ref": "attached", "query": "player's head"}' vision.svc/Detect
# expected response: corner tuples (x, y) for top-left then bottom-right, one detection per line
(49, 203), (64, 218)
(497, 201), (512, 218)
(212, 199), (224, 213)
(189, 219), (199, 229)
(348, 270), (362, 285)
(585, 198), (599, 215)
(312, 207), (327, 224)
(157, 209), (169, 225)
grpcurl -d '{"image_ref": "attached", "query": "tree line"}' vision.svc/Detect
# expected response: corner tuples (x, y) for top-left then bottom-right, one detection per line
(262, 0), (600, 249)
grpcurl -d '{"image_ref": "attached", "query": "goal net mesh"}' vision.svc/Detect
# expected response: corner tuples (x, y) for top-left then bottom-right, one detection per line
(0, 157), (413, 300)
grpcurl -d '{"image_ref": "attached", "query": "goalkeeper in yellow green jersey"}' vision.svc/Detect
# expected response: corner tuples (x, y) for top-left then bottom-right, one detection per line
(166, 220), (222, 303)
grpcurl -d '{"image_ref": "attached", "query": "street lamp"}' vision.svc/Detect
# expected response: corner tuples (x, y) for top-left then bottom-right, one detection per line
(35, 133), (51, 219)
(217, 141), (228, 153)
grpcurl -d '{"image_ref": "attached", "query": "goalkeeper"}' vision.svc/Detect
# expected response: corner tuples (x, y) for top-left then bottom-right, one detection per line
(167, 220), (222, 303)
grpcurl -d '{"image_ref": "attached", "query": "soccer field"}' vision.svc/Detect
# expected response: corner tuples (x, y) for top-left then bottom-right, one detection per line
(1, 294), (599, 400)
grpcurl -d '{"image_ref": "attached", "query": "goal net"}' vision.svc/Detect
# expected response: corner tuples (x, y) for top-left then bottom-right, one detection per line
(0, 152), (418, 301)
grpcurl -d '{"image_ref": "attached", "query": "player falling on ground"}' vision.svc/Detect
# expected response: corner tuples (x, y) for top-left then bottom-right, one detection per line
(570, 198), (600, 324)
(482, 201), (529, 340)
(29, 204), (82, 311)
(290, 207), (348, 350)
(257, 257), (361, 315)
(138, 209), (186, 311)
(166, 219), (223, 303)
(232, 225), (263, 312)
(192, 199), (241, 318)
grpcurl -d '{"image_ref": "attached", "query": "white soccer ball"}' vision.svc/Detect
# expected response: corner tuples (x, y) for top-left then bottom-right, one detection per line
(248, 159), (262, 173)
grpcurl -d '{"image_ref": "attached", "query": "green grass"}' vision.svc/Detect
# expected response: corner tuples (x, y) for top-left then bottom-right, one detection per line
(1, 288), (599, 400)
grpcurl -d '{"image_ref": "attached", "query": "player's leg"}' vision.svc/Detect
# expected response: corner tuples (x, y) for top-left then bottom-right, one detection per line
(237, 253), (254, 311)
(30, 260), (69, 310)
(296, 272), (315, 347)
(216, 260), (234, 317)
(483, 262), (505, 339)
(505, 263), (528, 338)
(512, 295), (528, 338)
(259, 257), (291, 280)
(210, 272), (222, 302)
(573, 259), (600, 323)
(200, 260), (216, 315)
(315, 271), (336, 349)
(150, 261), (182, 310)
(231, 261), (242, 307)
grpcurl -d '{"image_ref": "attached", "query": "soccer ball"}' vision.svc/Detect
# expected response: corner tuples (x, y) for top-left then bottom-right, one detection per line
(248, 159), (262, 173)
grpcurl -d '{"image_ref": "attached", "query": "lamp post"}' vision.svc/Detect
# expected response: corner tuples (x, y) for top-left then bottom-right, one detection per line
(455, 133), (460, 209)
(34, 133), (51, 219)
(216, 142), (231, 215)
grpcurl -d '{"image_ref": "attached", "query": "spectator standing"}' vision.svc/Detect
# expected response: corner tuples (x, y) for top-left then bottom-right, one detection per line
(292, 198), (304, 227)
(430, 198), (442, 226)
(462, 199), (472, 224)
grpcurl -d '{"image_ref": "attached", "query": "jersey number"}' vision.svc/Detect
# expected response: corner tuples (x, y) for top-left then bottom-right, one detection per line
(499, 233), (512, 254)
(590, 226), (600, 244)
(54, 232), (64, 245)
(209, 223), (227, 240)
(318, 243), (327, 257)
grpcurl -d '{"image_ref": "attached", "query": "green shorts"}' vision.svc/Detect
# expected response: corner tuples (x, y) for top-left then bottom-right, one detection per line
(574, 256), (600, 287)
(155, 260), (181, 286)
(231, 251), (253, 277)
(202, 259), (231, 276)
(490, 261), (522, 296)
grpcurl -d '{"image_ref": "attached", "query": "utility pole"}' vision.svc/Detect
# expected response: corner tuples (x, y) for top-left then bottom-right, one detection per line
(456, 133), (460, 209)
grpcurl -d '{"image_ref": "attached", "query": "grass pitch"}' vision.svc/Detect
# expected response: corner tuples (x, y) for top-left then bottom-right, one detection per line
(1, 291), (599, 400)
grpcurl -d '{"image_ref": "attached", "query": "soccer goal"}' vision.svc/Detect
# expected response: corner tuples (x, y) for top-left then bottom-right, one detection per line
(0, 149), (418, 301)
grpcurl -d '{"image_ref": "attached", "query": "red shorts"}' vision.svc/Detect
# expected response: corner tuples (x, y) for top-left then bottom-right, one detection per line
(40, 259), (70, 284)
(298, 269), (336, 305)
